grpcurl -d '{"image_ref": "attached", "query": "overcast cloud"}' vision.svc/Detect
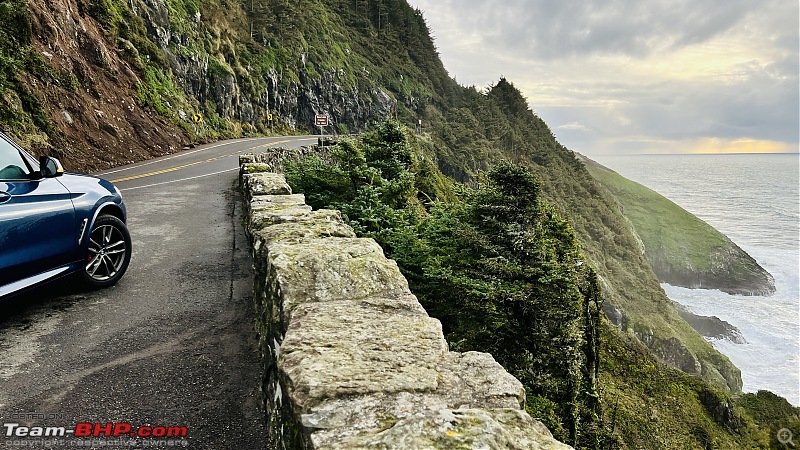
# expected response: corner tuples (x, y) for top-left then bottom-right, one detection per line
(405, 0), (799, 155)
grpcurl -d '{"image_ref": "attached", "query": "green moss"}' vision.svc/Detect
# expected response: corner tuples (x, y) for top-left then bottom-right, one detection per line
(376, 414), (398, 431)
(245, 164), (272, 173)
(86, 0), (123, 30)
(164, 0), (201, 36)
(600, 322), (772, 449)
(208, 55), (234, 78)
(137, 66), (178, 116)
(0, 0), (56, 134)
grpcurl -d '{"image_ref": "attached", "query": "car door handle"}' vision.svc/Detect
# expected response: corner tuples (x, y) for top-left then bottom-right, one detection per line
(0, 192), (10, 204)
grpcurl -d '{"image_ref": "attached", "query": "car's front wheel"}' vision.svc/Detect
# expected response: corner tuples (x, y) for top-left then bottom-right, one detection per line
(83, 214), (131, 288)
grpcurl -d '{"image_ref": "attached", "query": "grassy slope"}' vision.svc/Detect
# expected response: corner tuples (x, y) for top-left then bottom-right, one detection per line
(582, 156), (774, 296)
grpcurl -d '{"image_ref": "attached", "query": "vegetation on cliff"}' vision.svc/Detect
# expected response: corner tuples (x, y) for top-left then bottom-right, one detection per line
(0, 0), (68, 136)
(287, 121), (606, 446)
(423, 77), (743, 394)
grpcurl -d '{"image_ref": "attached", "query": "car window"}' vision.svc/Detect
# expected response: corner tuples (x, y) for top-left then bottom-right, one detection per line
(0, 136), (31, 180)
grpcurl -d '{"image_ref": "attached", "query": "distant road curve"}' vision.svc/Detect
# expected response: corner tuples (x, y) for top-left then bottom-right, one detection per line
(97, 135), (319, 191)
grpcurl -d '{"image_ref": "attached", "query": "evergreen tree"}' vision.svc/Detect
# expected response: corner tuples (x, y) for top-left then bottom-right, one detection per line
(416, 163), (602, 445)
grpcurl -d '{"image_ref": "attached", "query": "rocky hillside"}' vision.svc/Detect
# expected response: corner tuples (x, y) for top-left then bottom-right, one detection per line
(1, 0), (444, 170)
(1, 0), (191, 168)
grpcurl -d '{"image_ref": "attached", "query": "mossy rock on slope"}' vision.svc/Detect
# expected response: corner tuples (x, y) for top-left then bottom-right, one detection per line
(582, 156), (775, 297)
(599, 322), (780, 450)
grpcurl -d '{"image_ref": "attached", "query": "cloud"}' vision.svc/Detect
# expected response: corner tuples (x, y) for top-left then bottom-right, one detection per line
(556, 122), (589, 131)
(416, 0), (769, 60)
(407, 0), (799, 155)
(534, 72), (798, 152)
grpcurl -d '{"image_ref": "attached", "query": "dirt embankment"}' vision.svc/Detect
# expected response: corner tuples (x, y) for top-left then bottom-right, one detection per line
(20, 0), (189, 172)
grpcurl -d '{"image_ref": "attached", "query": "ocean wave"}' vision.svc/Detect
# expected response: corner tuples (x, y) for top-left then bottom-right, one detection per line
(597, 153), (799, 406)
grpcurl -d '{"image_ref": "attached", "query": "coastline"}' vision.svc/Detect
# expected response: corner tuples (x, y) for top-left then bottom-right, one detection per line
(588, 152), (799, 406)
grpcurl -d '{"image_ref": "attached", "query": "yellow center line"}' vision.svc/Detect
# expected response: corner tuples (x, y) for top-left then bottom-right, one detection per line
(110, 159), (212, 183)
(109, 138), (314, 183)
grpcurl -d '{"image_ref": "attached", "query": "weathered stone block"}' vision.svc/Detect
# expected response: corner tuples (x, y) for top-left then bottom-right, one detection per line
(249, 208), (346, 235)
(249, 206), (315, 232)
(268, 238), (412, 322)
(435, 352), (526, 410)
(242, 172), (292, 198)
(251, 194), (307, 211)
(280, 300), (446, 413)
(252, 220), (357, 248)
(341, 408), (573, 450)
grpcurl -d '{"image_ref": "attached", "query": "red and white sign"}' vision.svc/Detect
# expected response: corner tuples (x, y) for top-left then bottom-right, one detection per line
(314, 115), (329, 127)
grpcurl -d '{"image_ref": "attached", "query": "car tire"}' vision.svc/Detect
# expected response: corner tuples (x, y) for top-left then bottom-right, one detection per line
(82, 214), (132, 288)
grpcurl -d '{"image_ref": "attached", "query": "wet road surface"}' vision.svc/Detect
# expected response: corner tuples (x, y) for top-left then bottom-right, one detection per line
(0, 136), (314, 449)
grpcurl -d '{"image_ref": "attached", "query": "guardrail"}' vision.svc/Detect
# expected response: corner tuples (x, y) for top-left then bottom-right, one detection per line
(239, 153), (572, 449)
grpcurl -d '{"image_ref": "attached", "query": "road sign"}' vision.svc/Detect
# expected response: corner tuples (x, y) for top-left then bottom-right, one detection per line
(267, 113), (273, 121)
(315, 115), (329, 127)
(193, 113), (203, 123)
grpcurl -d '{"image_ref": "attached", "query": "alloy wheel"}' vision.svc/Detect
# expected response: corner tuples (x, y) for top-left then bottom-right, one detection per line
(86, 223), (128, 281)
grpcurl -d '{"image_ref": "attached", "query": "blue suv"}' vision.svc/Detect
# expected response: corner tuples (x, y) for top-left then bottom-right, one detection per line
(0, 132), (131, 300)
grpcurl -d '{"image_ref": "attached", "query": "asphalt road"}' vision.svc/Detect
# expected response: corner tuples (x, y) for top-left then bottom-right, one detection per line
(0, 136), (316, 449)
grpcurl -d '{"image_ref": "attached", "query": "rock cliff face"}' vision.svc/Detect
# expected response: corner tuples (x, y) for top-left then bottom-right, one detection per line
(239, 158), (572, 449)
(674, 303), (746, 344)
(15, 0), (398, 170)
(134, 0), (395, 131)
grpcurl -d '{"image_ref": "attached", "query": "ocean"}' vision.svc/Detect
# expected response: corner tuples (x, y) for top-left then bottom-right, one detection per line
(592, 153), (800, 405)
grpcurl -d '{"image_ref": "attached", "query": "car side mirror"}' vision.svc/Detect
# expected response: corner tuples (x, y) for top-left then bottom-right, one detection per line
(40, 156), (64, 178)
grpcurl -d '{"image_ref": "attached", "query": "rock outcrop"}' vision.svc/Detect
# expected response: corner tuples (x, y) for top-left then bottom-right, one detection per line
(240, 155), (572, 449)
(581, 155), (775, 297)
(134, 0), (395, 134)
(674, 303), (746, 344)
(653, 250), (775, 297)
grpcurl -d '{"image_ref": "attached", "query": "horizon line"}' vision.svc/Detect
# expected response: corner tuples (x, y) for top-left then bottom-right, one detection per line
(589, 151), (799, 156)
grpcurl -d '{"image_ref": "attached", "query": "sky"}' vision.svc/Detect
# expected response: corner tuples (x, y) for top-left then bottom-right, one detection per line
(404, 0), (799, 156)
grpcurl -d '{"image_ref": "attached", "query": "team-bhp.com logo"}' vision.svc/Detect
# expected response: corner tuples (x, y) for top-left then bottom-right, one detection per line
(4, 422), (188, 438)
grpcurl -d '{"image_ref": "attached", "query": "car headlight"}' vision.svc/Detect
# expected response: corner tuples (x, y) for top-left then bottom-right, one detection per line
(114, 185), (123, 199)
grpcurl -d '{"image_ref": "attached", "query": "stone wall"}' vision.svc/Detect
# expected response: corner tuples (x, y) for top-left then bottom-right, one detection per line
(239, 154), (572, 449)
(240, 146), (333, 175)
